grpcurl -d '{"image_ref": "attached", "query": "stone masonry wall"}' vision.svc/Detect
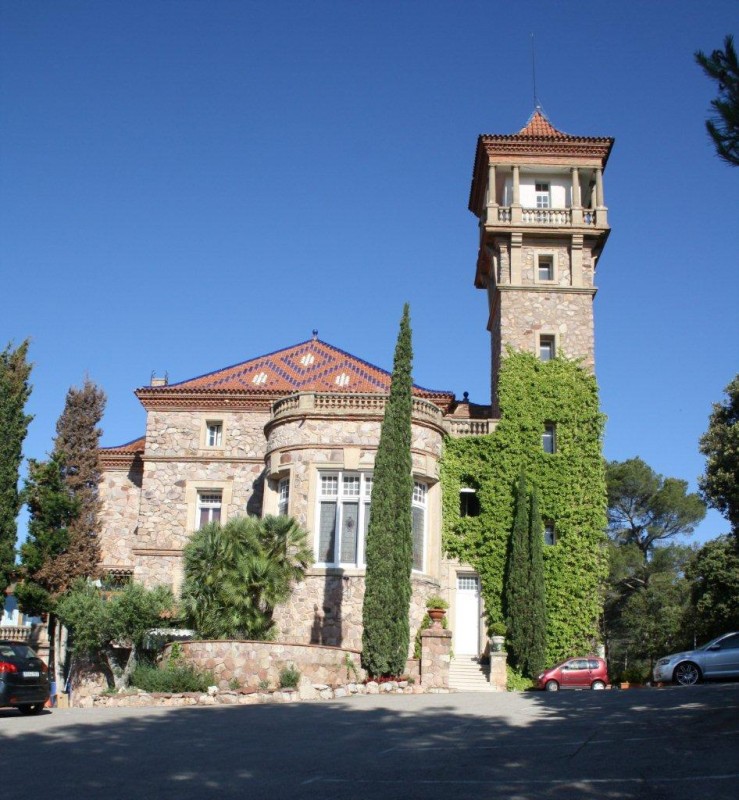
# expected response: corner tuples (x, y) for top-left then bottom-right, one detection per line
(98, 466), (142, 569)
(273, 573), (441, 653)
(499, 290), (594, 369)
(163, 640), (364, 690)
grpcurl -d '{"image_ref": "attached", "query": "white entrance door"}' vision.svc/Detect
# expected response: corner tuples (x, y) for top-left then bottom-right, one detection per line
(455, 575), (480, 655)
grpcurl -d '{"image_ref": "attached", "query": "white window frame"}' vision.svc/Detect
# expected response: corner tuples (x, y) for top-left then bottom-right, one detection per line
(536, 253), (555, 283)
(196, 491), (223, 529)
(539, 334), (556, 362)
(544, 522), (556, 546)
(535, 182), (550, 209)
(278, 477), (290, 516)
(206, 421), (223, 448)
(314, 471), (426, 571)
(542, 423), (557, 454)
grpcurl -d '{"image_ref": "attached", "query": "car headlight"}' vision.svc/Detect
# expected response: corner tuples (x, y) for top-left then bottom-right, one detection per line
(657, 658), (670, 666)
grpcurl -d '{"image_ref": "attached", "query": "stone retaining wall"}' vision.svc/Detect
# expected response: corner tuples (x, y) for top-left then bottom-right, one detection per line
(163, 640), (365, 691)
(76, 677), (446, 709)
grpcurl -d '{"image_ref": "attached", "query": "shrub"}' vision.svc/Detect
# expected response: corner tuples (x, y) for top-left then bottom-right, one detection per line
(490, 621), (507, 637)
(279, 664), (300, 689)
(426, 595), (449, 610)
(506, 665), (534, 692)
(130, 659), (213, 693)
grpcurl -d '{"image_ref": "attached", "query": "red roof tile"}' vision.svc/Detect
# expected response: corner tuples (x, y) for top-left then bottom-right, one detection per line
(517, 110), (570, 139)
(100, 436), (146, 454)
(136, 339), (454, 402)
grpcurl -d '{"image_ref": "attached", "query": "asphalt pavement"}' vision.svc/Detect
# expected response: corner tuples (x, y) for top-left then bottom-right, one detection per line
(2, 683), (738, 799)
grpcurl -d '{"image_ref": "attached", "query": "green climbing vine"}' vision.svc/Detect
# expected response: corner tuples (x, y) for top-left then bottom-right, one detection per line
(441, 350), (608, 663)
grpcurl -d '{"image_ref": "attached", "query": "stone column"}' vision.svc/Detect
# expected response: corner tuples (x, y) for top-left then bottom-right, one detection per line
(570, 167), (583, 225)
(510, 232), (523, 285)
(595, 167), (608, 226)
(420, 627), (452, 690)
(489, 651), (508, 691)
(487, 164), (497, 208)
(511, 165), (522, 224)
(570, 233), (583, 287)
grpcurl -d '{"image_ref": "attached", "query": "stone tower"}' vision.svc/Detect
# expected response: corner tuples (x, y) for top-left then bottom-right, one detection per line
(468, 110), (614, 413)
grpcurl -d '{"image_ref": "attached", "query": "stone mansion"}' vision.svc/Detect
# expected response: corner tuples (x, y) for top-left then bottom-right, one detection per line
(98, 111), (614, 658)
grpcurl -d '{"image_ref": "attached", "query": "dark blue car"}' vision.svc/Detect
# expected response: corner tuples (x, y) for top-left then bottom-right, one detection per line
(0, 640), (50, 714)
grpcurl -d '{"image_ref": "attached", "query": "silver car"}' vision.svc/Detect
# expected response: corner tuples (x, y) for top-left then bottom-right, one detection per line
(653, 631), (739, 686)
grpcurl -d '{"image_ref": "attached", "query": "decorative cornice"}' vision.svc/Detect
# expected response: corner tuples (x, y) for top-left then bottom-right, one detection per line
(497, 284), (597, 296)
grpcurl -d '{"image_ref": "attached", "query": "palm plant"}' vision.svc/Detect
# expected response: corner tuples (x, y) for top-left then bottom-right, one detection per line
(181, 515), (311, 640)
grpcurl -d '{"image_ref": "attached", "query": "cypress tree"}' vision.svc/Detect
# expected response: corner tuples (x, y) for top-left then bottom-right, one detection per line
(362, 304), (414, 677)
(528, 486), (548, 677)
(0, 340), (33, 593)
(504, 471), (530, 673)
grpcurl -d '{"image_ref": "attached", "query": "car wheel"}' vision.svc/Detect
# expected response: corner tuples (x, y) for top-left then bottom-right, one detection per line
(674, 662), (701, 686)
(545, 680), (559, 692)
(18, 703), (45, 715)
(591, 680), (606, 690)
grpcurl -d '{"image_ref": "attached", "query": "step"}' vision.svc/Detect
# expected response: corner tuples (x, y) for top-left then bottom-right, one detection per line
(448, 658), (497, 691)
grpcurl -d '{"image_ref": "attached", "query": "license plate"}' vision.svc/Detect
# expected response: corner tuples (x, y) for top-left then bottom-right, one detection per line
(23, 671), (40, 678)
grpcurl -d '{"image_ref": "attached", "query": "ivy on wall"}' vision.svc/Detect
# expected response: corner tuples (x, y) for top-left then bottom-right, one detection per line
(441, 351), (608, 662)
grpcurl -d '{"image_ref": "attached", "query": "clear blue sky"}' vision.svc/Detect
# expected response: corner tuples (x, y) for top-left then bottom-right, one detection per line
(2, 1), (736, 546)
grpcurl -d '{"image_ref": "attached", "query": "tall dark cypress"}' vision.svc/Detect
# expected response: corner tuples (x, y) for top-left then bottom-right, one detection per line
(528, 486), (548, 677)
(362, 304), (414, 677)
(504, 471), (531, 673)
(0, 341), (33, 593)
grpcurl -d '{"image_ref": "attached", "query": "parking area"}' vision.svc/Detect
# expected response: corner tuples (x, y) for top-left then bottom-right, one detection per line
(2, 683), (738, 799)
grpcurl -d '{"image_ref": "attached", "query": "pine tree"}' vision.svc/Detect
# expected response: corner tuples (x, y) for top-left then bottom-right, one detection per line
(362, 304), (414, 677)
(0, 340), (33, 593)
(17, 379), (106, 611)
(528, 486), (548, 678)
(51, 378), (106, 582)
(504, 471), (531, 673)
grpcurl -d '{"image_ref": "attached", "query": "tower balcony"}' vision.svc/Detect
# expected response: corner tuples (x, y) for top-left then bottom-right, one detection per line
(486, 204), (607, 230)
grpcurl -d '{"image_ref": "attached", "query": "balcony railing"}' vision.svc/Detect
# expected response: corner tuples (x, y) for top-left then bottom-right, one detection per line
(444, 418), (496, 438)
(271, 392), (444, 426)
(492, 206), (602, 227)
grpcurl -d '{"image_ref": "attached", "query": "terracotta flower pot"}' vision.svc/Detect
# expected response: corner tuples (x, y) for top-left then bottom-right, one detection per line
(428, 608), (446, 625)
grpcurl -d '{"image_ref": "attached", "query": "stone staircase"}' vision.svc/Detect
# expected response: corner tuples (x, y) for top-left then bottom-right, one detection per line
(448, 656), (496, 692)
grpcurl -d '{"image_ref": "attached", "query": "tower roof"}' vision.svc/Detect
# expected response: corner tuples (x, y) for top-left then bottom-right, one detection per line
(468, 110), (614, 215)
(134, 338), (455, 411)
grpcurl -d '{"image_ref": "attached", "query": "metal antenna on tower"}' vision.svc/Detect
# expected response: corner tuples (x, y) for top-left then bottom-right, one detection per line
(531, 33), (539, 110)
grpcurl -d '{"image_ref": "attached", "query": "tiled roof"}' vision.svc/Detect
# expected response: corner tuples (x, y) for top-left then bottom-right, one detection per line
(517, 110), (569, 139)
(136, 339), (454, 402)
(100, 436), (146, 454)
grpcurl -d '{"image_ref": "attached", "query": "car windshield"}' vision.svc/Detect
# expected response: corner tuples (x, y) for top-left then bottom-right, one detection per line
(698, 635), (726, 651)
(0, 643), (37, 660)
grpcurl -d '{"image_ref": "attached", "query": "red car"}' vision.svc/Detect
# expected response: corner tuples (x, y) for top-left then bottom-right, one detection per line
(537, 656), (609, 691)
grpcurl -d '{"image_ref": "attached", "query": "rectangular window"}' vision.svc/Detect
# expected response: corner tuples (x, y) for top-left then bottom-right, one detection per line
(539, 335), (555, 362)
(542, 424), (556, 454)
(535, 182), (550, 209)
(537, 254), (554, 281)
(316, 471), (426, 571)
(197, 491), (222, 528)
(206, 421), (223, 448)
(278, 477), (290, 516)
(544, 522), (556, 546)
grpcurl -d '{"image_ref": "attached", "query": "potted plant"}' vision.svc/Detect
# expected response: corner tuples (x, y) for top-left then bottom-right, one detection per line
(490, 621), (507, 652)
(426, 595), (448, 625)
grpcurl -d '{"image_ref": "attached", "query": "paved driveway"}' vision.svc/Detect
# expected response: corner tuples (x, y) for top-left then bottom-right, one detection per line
(2, 684), (738, 799)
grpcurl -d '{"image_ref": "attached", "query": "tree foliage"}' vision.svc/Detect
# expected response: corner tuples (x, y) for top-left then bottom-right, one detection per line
(605, 458), (706, 563)
(181, 514), (311, 640)
(685, 535), (739, 642)
(695, 35), (739, 167)
(441, 351), (607, 663)
(16, 379), (106, 612)
(362, 303), (414, 678)
(504, 474), (547, 679)
(604, 542), (692, 681)
(0, 340), (33, 592)
(55, 580), (176, 690)
(699, 374), (739, 537)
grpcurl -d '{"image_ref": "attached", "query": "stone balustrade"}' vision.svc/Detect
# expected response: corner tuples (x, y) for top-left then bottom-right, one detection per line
(444, 418), (494, 438)
(489, 206), (603, 228)
(271, 392), (444, 426)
